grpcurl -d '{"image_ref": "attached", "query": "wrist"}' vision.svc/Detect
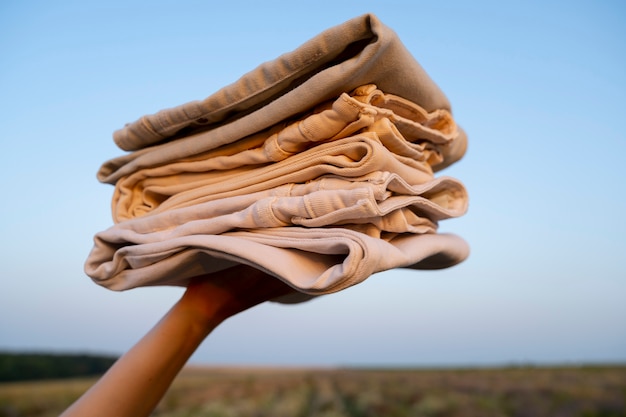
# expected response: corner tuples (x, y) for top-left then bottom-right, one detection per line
(176, 289), (233, 336)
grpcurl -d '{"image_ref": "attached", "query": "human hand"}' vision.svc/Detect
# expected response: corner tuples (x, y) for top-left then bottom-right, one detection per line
(178, 265), (297, 334)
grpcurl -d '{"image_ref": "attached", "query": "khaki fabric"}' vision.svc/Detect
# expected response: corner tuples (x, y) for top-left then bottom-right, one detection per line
(84, 14), (470, 301)
(109, 85), (460, 222)
(99, 14), (466, 184)
(112, 14), (450, 152)
(86, 229), (469, 300)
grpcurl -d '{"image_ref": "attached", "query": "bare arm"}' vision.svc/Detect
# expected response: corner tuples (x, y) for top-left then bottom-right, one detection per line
(60, 265), (294, 417)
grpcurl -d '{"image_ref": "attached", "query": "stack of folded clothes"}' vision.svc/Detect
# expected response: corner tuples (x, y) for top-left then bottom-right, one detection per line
(84, 13), (469, 303)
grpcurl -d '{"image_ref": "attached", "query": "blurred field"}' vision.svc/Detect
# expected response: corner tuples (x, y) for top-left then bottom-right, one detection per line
(1, 365), (624, 417)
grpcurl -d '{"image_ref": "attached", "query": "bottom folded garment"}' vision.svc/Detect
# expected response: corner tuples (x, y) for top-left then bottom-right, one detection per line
(85, 227), (469, 303)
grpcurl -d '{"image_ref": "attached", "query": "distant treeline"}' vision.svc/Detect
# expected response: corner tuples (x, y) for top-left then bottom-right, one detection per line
(0, 352), (118, 382)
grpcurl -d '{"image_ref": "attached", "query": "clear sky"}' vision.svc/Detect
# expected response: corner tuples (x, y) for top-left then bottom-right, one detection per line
(1, 0), (624, 367)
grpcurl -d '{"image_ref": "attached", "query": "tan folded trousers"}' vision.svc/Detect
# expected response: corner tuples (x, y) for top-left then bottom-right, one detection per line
(84, 13), (470, 301)
(86, 228), (469, 301)
(114, 134), (439, 221)
(99, 14), (467, 184)
(86, 173), (467, 298)
(110, 85), (462, 222)
(95, 175), (467, 254)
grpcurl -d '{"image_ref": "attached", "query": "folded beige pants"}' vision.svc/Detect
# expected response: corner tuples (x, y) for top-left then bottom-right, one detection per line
(99, 13), (467, 182)
(86, 172), (467, 300)
(84, 13), (469, 302)
(86, 229), (468, 302)
(109, 85), (462, 222)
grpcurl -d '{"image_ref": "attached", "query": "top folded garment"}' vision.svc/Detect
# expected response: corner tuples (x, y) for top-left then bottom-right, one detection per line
(112, 13), (457, 159)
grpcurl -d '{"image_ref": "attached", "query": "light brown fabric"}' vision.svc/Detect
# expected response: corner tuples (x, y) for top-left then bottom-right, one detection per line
(99, 14), (465, 184)
(113, 14), (450, 152)
(109, 85), (459, 223)
(84, 14), (470, 301)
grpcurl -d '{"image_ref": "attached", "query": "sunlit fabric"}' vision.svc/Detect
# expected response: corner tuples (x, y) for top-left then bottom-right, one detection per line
(85, 13), (469, 302)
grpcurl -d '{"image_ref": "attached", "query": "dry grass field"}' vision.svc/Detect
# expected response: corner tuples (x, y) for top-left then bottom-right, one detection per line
(1, 365), (624, 417)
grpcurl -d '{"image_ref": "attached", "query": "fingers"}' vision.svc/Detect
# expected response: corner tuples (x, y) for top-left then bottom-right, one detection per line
(182, 264), (297, 323)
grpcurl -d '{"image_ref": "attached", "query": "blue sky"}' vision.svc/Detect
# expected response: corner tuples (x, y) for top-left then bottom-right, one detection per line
(1, 0), (624, 367)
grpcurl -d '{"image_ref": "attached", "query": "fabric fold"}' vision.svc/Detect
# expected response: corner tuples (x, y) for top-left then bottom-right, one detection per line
(112, 134), (436, 222)
(86, 227), (469, 299)
(96, 176), (467, 241)
(98, 84), (464, 184)
(112, 14), (451, 153)
(84, 13), (470, 302)
(109, 83), (463, 222)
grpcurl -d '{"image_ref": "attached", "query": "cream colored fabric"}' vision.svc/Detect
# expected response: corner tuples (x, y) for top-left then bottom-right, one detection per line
(84, 13), (470, 301)
(113, 133), (435, 221)
(111, 14), (451, 153)
(98, 13), (467, 184)
(87, 229), (468, 299)
(88, 174), (467, 277)
(86, 168), (468, 299)
(110, 85), (461, 222)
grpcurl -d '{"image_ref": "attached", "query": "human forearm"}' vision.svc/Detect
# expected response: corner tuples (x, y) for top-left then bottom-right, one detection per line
(60, 295), (219, 417)
(60, 265), (294, 417)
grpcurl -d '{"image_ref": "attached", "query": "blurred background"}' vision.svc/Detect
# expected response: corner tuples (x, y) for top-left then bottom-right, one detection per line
(1, 0), (624, 368)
